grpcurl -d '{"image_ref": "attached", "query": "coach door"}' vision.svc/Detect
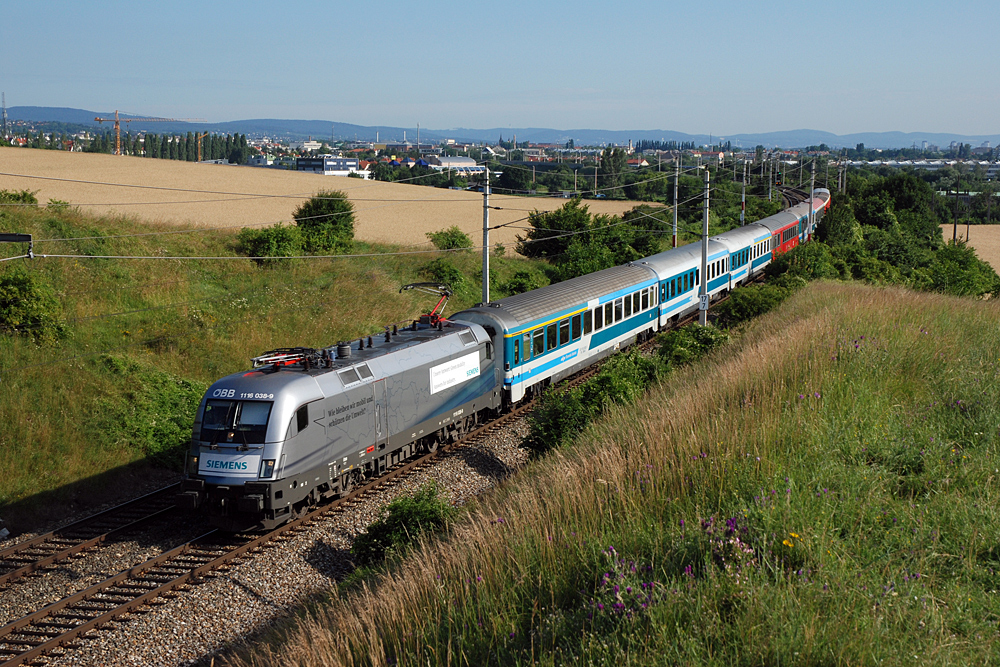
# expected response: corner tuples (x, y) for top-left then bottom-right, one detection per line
(372, 379), (388, 452)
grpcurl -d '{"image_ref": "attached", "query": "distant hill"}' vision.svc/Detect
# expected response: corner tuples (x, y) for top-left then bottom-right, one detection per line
(7, 106), (999, 150)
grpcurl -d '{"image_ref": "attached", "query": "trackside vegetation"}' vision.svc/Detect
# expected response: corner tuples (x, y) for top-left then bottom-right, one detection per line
(228, 281), (1000, 666)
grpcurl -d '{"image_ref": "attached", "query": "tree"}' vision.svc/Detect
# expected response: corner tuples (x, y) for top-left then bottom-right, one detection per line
(293, 190), (355, 253)
(599, 146), (627, 192)
(516, 199), (592, 259)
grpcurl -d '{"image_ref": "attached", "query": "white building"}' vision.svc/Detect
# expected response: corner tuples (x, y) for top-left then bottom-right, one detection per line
(428, 156), (485, 177)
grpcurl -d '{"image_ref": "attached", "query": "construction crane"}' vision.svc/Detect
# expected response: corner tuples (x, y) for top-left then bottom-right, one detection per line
(197, 132), (209, 162)
(94, 110), (205, 156)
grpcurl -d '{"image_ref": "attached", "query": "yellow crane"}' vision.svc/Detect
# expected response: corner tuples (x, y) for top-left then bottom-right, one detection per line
(197, 132), (210, 162)
(94, 110), (205, 156)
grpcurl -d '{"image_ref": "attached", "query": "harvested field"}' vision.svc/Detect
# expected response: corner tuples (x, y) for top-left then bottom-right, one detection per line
(940, 223), (1000, 272)
(0, 148), (652, 250)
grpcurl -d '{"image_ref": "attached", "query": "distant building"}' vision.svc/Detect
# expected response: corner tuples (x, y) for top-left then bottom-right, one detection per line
(290, 140), (323, 152)
(428, 156), (485, 177)
(296, 155), (369, 178)
(246, 155), (273, 167)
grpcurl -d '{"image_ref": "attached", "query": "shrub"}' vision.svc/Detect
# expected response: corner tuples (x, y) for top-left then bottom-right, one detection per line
(236, 223), (302, 266)
(293, 189), (355, 253)
(657, 324), (729, 368)
(0, 267), (66, 343)
(501, 270), (542, 296)
(426, 226), (473, 251)
(0, 189), (38, 206)
(525, 350), (666, 455)
(351, 482), (456, 565)
(422, 258), (465, 288)
(715, 284), (791, 328)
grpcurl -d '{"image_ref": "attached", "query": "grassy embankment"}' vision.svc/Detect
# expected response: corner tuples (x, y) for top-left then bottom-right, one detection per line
(0, 202), (544, 532)
(229, 281), (1000, 666)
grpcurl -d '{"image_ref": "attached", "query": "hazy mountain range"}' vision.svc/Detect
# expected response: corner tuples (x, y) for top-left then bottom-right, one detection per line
(7, 106), (999, 151)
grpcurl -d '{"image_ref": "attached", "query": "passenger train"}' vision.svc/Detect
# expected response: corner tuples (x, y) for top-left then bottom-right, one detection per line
(176, 188), (831, 531)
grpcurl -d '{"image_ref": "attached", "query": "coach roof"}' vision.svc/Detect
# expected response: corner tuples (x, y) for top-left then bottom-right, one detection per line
(456, 263), (657, 329)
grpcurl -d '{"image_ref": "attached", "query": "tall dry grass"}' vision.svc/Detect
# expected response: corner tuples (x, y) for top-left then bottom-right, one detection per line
(227, 281), (1000, 665)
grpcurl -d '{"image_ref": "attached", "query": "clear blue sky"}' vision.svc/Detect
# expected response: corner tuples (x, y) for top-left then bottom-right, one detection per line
(2, 0), (997, 136)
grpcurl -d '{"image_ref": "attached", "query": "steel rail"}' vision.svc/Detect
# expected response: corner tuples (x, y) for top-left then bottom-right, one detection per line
(0, 484), (181, 588)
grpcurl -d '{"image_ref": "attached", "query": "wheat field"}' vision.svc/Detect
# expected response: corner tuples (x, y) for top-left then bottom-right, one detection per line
(0, 147), (650, 250)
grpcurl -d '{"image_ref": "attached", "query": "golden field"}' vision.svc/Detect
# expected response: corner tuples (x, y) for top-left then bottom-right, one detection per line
(940, 222), (1000, 272)
(0, 147), (649, 250)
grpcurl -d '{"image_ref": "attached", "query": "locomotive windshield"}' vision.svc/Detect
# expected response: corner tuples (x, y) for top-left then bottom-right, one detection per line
(200, 399), (272, 445)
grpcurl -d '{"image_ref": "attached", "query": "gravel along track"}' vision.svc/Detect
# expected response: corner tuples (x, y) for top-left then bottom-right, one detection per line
(22, 417), (530, 667)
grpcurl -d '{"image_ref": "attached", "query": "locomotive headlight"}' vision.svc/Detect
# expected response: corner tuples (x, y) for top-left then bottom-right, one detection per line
(259, 459), (276, 479)
(187, 454), (199, 474)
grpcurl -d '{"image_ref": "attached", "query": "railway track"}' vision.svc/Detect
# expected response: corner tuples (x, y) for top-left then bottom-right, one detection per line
(777, 185), (810, 207)
(0, 485), (180, 590)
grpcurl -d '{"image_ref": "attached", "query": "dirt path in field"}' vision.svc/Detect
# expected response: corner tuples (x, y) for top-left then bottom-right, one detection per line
(940, 223), (1000, 272)
(0, 148), (653, 251)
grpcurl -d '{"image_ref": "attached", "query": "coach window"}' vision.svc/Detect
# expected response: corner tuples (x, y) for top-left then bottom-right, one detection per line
(642, 288), (649, 310)
(660, 284), (666, 302)
(533, 329), (544, 357)
(571, 314), (581, 340)
(633, 291), (641, 312)
(523, 333), (532, 362)
(594, 306), (603, 330)
(514, 339), (520, 365)
(559, 319), (570, 346)
(546, 323), (558, 351)
(624, 295), (632, 318)
(604, 302), (613, 326)
(583, 310), (592, 335)
(670, 279), (676, 297)
(683, 273), (688, 292)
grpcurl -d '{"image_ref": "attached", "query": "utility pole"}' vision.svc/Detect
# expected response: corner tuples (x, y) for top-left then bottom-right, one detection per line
(953, 176), (960, 243)
(699, 169), (710, 326)
(482, 167), (491, 304)
(740, 161), (746, 226)
(768, 157), (773, 201)
(574, 169), (577, 192)
(809, 161), (816, 237)
(673, 158), (679, 248)
(594, 165), (598, 194)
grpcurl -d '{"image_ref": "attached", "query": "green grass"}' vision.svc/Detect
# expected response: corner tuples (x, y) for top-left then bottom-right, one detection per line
(0, 203), (543, 531)
(227, 281), (1000, 667)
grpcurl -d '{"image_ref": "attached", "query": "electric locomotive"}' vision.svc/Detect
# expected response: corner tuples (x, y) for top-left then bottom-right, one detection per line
(176, 295), (501, 531)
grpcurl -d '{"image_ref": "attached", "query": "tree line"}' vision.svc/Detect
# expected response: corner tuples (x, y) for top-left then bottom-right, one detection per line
(84, 131), (252, 164)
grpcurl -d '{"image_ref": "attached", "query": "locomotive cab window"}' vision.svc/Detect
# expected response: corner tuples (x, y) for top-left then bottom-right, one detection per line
(201, 400), (272, 445)
(296, 405), (309, 433)
(486, 342), (493, 360)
